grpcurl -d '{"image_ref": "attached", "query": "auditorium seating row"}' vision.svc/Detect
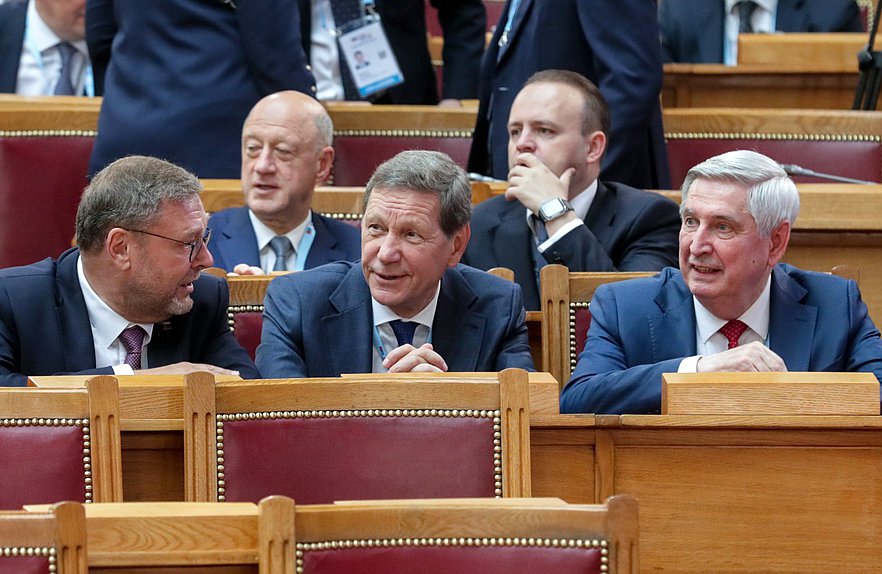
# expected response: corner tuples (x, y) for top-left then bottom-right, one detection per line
(0, 496), (637, 574)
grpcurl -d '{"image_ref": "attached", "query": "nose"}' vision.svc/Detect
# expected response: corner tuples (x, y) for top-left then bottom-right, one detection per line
(515, 129), (535, 153)
(688, 224), (713, 256)
(376, 233), (401, 264)
(192, 238), (214, 269)
(254, 147), (275, 174)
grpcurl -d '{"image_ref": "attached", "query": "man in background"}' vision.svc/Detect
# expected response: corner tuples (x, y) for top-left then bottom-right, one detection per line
(208, 91), (360, 274)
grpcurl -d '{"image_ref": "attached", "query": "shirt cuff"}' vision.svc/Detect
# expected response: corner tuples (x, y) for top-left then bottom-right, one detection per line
(537, 218), (583, 253)
(677, 355), (702, 373)
(113, 364), (134, 375)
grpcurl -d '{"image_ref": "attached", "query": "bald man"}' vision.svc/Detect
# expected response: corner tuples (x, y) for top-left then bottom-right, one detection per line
(208, 91), (360, 273)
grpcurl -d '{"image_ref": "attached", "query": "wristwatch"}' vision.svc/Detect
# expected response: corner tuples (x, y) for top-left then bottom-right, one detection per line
(537, 198), (574, 223)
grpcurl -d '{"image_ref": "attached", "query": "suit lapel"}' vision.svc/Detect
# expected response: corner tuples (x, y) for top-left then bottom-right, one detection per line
(431, 268), (485, 371)
(497, 0), (533, 63)
(54, 250), (99, 372)
(650, 271), (698, 360)
(324, 266), (373, 375)
(306, 214), (347, 268)
(216, 208), (261, 268)
(488, 201), (539, 306)
(583, 182), (615, 242)
(768, 267), (815, 371)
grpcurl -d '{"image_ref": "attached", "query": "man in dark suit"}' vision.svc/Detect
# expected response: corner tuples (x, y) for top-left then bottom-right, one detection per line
(560, 150), (882, 415)
(208, 91), (360, 274)
(462, 70), (680, 311)
(256, 150), (534, 378)
(296, 0), (485, 104)
(660, 0), (863, 64)
(0, 156), (259, 387)
(0, 0), (94, 95)
(468, 0), (670, 190)
(86, 0), (315, 179)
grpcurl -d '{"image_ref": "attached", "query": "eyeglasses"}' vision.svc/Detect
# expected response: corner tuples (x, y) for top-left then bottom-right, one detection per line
(126, 228), (212, 262)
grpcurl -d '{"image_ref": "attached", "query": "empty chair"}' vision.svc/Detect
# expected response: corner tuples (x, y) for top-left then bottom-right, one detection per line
(184, 369), (531, 503)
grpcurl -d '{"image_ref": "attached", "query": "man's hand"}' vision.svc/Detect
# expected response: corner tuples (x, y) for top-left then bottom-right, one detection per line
(505, 152), (574, 214)
(230, 263), (265, 276)
(383, 343), (448, 373)
(696, 342), (787, 373)
(139, 362), (240, 376)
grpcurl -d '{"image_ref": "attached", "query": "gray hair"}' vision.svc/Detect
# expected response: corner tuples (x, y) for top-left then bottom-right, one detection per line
(363, 151), (471, 237)
(76, 156), (203, 253)
(681, 150), (800, 236)
(312, 108), (333, 150)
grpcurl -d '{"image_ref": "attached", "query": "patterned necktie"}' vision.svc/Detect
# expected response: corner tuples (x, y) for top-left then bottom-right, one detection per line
(119, 326), (146, 370)
(53, 42), (77, 95)
(736, 0), (758, 34)
(719, 319), (748, 350)
(328, 0), (363, 100)
(389, 319), (419, 347)
(269, 236), (293, 272)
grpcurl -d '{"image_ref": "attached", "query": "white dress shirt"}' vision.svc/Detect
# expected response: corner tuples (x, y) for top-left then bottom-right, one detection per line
(249, 210), (313, 272)
(724, 0), (777, 65)
(370, 283), (441, 372)
(17, 0), (90, 95)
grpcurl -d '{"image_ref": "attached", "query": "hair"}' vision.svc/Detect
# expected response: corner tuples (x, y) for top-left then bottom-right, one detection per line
(312, 108), (334, 150)
(680, 150), (800, 236)
(76, 156), (203, 253)
(363, 150), (471, 237)
(523, 69), (611, 136)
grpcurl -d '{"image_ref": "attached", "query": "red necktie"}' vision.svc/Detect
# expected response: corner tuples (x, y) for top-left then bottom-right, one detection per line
(719, 319), (748, 350)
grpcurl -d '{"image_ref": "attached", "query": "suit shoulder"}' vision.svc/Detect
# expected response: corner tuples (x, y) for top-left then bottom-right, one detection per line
(314, 213), (361, 240)
(471, 195), (515, 225)
(207, 206), (248, 228)
(454, 263), (519, 294)
(0, 256), (59, 283)
(605, 181), (679, 210)
(270, 260), (356, 290)
(596, 266), (676, 298)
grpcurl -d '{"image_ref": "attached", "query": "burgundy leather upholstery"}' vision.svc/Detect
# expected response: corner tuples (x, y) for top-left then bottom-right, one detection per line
(571, 306), (592, 365)
(0, 425), (87, 509)
(0, 135), (93, 268)
(332, 136), (471, 186)
(221, 415), (496, 504)
(300, 544), (603, 574)
(0, 556), (52, 574)
(667, 139), (882, 189)
(231, 311), (262, 361)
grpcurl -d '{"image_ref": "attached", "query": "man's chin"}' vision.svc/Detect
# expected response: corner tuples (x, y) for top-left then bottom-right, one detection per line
(167, 296), (194, 317)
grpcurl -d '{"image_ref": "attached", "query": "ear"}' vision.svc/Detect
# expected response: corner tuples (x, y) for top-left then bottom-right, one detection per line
(105, 228), (134, 270)
(585, 130), (606, 164)
(446, 224), (471, 267)
(314, 146), (335, 185)
(767, 220), (791, 267)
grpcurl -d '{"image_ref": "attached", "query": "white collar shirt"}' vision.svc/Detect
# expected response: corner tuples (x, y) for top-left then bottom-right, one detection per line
(370, 282), (441, 373)
(18, 0), (88, 95)
(724, 0), (777, 65)
(249, 209), (313, 272)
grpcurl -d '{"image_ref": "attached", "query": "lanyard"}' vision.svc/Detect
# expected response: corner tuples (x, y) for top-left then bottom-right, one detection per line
(291, 223), (316, 271)
(372, 324), (433, 361)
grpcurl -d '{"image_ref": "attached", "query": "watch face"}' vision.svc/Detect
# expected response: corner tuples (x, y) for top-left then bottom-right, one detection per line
(540, 199), (564, 221)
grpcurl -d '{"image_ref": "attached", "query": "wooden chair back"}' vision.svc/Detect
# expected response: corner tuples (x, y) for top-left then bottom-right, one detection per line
(0, 502), (87, 574)
(184, 369), (531, 503)
(0, 377), (122, 508)
(258, 495), (638, 574)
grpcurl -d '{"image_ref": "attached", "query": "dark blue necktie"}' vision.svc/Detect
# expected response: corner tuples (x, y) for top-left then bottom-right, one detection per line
(737, 0), (758, 33)
(389, 319), (418, 347)
(54, 42), (77, 95)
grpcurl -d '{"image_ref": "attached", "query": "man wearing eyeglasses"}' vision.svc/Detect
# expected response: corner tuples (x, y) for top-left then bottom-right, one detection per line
(0, 155), (260, 386)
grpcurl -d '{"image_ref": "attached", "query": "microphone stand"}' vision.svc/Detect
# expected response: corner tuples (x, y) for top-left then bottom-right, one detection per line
(853, 0), (882, 110)
(779, 163), (876, 185)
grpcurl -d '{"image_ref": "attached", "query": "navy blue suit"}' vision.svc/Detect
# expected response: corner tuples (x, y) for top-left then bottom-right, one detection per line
(256, 261), (535, 377)
(560, 265), (882, 414)
(467, 0), (670, 190)
(0, 249), (260, 387)
(660, 0), (863, 63)
(461, 182), (681, 311)
(208, 207), (361, 272)
(87, 0), (315, 178)
(0, 0), (26, 93)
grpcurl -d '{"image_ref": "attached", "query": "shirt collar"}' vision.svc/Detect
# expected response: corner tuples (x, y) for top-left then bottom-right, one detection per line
(693, 274), (771, 345)
(77, 255), (153, 351)
(371, 282), (441, 329)
(725, 0), (776, 15)
(26, 0), (87, 55)
(249, 209), (313, 252)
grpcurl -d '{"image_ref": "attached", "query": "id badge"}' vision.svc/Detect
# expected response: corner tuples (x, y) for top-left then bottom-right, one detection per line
(338, 20), (404, 98)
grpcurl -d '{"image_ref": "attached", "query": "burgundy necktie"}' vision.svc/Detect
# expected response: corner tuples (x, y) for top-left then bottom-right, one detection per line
(719, 319), (748, 350)
(119, 326), (146, 370)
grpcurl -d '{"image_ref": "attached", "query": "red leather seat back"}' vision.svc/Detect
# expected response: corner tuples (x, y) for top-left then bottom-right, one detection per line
(570, 305), (592, 371)
(0, 135), (93, 268)
(299, 544), (603, 574)
(0, 556), (52, 574)
(332, 136), (471, 186)
(0, 424), (87, 509)
(667, 138), (882, 189)
(220, 414), (497, 504)
(230, 310), (263, 361)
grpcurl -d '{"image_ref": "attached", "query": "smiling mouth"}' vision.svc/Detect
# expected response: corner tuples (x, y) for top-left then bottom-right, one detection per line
(691, 264), (719, 274)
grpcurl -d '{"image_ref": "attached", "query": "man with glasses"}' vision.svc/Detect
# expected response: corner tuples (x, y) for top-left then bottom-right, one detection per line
(0, 155), (259, 386)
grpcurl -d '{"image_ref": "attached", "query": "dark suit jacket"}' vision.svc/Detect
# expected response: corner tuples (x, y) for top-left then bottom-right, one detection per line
(256, 261), (535, 377)
(0, 249), (260, 387)
(0, 0), (26, 93)
(560, 265), (882, 414)
(660, 0), (863, 63)
(461, 182), (681, 310)
(207, 207), (361, 272)
(297, 0), (484, 104)
(87, 0), (315, 179)
(467, 0), (671, 189)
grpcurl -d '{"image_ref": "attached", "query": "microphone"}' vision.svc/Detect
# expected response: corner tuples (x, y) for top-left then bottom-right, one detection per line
(778, 163), (876, 185)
